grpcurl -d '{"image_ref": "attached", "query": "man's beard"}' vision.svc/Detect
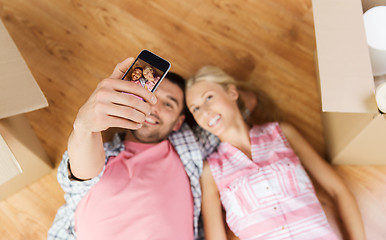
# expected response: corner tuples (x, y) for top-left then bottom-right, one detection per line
(130, 114), (178, 143)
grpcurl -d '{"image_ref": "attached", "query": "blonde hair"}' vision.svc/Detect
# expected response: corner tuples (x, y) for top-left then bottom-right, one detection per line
(186, 65), (282, 125)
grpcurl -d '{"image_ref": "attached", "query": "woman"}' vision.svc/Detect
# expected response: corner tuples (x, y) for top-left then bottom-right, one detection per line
(143, 66), (159, 90)
(186, 66), (366, 240)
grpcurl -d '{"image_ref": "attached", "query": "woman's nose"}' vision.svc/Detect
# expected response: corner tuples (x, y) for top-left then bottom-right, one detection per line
(200, 105), (211, 118)
(204, 103), (212, 112)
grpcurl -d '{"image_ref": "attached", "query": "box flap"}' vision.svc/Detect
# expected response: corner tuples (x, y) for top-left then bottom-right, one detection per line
(0, 20), (48, 119)
(0, 133), (22, 185)
(312, 0), (378, 113)
(0, 115), (52, 200)
(322, 112), (375, 160)
(333, 114), (386, 164)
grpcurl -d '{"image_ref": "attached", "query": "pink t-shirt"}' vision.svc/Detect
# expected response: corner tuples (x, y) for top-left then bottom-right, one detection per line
(75, 140), (194, 240)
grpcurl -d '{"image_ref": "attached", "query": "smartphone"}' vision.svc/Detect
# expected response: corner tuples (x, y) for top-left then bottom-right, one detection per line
(121, 50), (171, 93)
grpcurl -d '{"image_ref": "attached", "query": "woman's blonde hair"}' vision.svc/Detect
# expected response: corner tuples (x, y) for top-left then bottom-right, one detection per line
(186, 65), (282, 125)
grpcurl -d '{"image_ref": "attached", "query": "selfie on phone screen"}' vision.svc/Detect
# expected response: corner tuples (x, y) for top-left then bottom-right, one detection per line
(121, 50), (171, 93)
(122, 60), (160, 91)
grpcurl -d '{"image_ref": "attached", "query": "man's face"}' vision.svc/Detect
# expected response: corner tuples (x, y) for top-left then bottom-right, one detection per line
(131, 68), (142, 81)
(130, 78), (185, 143)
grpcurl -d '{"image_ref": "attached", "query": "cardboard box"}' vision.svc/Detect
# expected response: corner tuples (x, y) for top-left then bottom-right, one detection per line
(0, 20), (52, 200)
(312, 0), (386, 165)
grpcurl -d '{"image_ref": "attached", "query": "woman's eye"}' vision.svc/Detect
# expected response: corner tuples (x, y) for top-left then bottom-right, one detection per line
(192, 106), (200, 113)
(206, 95), (213, 101)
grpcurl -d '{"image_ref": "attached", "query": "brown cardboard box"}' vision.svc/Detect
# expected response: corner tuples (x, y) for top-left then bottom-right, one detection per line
(0, 20), (52, 200)
(312, 0), (386, 165)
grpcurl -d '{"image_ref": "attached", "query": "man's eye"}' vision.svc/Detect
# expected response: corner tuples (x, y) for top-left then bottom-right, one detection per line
(165, 102), (173, 108)
(206, 95), (213, 101)
(192, 106), (200, 113)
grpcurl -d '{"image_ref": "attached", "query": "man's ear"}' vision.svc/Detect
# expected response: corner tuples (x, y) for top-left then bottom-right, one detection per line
(172, 114), (186, 131)
(227, 84), (239, 101)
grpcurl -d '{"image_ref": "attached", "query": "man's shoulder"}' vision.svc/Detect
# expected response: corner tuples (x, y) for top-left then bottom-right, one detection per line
(169, 124), (196, 144)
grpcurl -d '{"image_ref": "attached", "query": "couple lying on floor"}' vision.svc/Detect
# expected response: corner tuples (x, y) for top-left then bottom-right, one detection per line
(48, 57), (365, 240)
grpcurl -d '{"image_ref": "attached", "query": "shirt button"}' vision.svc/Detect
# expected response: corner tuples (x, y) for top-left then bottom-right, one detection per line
(282, 226), (285, 230)
(273, 207), (277, 210)
(266, 186), (269, 190)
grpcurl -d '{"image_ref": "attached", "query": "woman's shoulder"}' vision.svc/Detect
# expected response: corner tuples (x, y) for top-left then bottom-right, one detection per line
(251, 121), (294, 133)
(250, 122), (279, 134)
(277, 122), (298, 140)
(206, 149), (221, 161)
(205, 147), (229, 169)
(249, 122), (299, 145)
(278, 121), (294, 130)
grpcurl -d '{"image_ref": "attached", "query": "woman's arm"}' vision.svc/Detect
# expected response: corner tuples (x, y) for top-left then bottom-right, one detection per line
(280, 122), (366, 240)
(201, 161), (228, 240)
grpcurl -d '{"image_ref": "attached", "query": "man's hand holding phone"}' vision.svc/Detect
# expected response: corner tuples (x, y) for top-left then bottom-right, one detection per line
(68, 52), (170, 179)
(73, 57), (157, 133)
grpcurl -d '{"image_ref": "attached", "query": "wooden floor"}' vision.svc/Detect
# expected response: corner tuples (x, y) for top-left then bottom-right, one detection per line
(0, 0), (385, 239)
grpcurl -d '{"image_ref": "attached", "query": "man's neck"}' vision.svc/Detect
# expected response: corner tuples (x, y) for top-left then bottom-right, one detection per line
(124, 130), (166, 144)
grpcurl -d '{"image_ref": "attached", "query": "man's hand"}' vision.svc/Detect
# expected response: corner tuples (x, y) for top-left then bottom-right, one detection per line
(68, 57), (157, 180)
(73, 57), (157, 133)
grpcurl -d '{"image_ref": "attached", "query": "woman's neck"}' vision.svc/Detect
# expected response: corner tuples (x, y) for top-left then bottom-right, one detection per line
(219, 116), (252, 159)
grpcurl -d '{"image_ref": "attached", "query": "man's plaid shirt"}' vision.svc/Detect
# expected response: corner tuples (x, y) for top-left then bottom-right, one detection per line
(48, 123), (219, 240)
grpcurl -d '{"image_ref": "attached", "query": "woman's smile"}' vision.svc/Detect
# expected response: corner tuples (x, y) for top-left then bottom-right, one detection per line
(208, 114), (221, 128)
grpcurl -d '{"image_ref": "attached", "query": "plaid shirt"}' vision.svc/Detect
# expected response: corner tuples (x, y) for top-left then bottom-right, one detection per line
(48, 123), (219, 240)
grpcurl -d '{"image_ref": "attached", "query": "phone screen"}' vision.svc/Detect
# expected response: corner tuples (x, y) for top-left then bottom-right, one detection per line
(121, 50), (170, 93)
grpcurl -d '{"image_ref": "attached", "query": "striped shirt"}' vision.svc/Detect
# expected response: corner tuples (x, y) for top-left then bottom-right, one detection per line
(207, 122), (338, 240)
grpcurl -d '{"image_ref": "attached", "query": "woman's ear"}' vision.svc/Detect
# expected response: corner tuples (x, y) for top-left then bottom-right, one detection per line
(239, 89), (257, 113)
(227, 84), (239, 101)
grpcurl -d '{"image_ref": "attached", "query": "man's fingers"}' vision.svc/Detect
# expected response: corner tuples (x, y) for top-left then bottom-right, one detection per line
(110, 57), (135, 79)
(107, 104), (147, 124)
(106, 116), (143, 130)
(110, 92), (152, 116)
(102, 78), (157, 105)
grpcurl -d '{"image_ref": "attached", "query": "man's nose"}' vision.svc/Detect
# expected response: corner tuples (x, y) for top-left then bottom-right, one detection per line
(150, 100), (160, 115)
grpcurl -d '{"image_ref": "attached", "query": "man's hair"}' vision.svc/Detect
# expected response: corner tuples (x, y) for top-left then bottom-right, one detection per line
(164, 72), (188, 116)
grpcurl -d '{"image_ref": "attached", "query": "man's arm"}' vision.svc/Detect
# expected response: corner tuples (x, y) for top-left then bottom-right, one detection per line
(68, 58), (157, 180)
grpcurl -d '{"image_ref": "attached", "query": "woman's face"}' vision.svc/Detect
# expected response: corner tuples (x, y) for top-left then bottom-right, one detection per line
(143, 67), (155, 82)
(131, 68), (142, 81)
(186, 81), (239, 137)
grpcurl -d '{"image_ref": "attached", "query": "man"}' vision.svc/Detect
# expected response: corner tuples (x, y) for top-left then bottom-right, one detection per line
(130, 66), (148, 88)
(48, 57), (219, 240)
(131, 66), (143, 82)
